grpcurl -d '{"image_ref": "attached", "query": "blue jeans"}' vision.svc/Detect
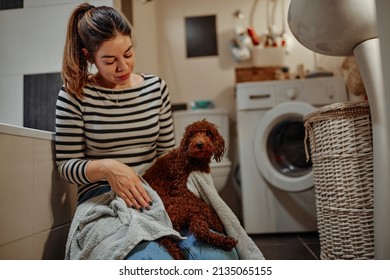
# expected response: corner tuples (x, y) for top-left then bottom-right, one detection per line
(125, 230), (239, 260)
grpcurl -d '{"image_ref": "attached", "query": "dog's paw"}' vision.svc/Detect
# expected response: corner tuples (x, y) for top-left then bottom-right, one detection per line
(221, 236), (238, 251)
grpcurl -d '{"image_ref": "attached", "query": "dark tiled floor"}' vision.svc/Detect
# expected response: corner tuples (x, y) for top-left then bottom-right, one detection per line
(249, 232), (321, 260)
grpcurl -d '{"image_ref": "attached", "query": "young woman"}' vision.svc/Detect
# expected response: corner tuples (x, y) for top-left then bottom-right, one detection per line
(56, 2), (239, 260)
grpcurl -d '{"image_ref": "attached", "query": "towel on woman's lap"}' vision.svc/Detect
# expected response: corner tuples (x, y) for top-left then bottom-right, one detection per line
(65, 169), (264, 260)
(65, 181), (183, 260)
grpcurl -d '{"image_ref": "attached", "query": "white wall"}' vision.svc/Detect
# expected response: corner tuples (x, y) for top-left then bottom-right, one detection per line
(132, 0), (159, 75)
(132, 0), (345, 115)
(0, 0), (116, 126)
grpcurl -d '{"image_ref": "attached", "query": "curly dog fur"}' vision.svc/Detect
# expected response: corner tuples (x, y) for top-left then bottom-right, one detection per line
(142, 119), (238, 260)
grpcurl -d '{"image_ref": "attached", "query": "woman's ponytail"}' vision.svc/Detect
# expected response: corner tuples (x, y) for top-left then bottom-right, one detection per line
(61, 3), (94, 98)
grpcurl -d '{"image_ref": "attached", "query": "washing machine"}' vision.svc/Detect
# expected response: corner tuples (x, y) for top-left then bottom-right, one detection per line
(236, 76), (348, 234)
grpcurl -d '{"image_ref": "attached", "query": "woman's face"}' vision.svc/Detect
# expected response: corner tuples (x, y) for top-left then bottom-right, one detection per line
(93, 34), (135, 89)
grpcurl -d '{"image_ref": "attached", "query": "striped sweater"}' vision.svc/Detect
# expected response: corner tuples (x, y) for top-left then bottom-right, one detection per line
(55, 74), (176, 200)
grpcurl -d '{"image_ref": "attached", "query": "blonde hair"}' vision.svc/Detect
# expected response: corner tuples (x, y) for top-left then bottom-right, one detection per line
(61, 3), (132, 98)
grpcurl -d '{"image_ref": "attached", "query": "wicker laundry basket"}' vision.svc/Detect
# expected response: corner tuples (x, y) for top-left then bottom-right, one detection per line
(304, 100), (374, 260)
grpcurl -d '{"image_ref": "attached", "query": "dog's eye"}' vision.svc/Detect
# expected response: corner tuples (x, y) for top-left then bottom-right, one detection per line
(206, 130), (212, 137)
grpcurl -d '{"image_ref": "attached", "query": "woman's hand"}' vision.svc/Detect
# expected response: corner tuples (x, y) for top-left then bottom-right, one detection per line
(87, 159), (153, 211)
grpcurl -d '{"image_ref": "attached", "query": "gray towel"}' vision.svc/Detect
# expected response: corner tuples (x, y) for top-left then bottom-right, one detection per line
(65, 181), (184, 260)
(187, 171), (265, 260)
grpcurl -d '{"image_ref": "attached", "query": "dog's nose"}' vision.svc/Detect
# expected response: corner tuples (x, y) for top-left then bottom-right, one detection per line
(196, 142), (204, 149)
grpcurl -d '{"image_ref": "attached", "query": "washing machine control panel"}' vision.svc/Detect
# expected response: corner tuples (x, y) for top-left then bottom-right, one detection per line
(277, 78), (346, 105)
(236, 76), (348, 110)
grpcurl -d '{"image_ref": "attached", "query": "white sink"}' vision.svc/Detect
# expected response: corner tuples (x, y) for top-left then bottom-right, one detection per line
(288, 0), (378, 56)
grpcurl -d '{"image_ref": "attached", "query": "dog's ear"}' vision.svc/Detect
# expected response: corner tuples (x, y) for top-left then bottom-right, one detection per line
(213, 129), (226, 162)
(179, 126), (192, 151)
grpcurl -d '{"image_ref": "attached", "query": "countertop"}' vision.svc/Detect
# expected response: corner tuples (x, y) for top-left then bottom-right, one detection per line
(0, 123), (54, 140)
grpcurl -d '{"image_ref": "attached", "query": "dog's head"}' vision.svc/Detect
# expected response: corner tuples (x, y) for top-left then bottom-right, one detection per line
(179, 119), (225, 162)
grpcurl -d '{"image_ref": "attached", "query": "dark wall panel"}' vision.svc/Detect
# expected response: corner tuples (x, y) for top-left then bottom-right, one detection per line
(24, 72), (62, 132)
(185, 15), (218, 58)
(0, 0), (23, 10)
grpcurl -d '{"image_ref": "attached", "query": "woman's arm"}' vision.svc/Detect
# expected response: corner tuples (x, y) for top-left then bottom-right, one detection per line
(86, 159), (152, 210)
(156, 79), (176, 156)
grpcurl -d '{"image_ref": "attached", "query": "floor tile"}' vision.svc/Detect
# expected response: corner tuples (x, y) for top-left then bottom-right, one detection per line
(249, 232), (320, 260)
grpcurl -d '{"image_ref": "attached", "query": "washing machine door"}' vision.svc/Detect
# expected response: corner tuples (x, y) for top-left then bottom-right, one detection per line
(254, 101), (315, 192)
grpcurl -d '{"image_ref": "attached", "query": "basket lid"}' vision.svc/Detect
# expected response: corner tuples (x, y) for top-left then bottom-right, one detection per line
(304, 100), (370, 124)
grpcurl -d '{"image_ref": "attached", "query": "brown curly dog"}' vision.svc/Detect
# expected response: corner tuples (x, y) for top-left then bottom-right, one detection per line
(142, 119), (238, 260)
